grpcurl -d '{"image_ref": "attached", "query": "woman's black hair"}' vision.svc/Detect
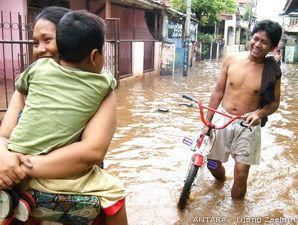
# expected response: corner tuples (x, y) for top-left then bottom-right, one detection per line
(35, 6), (71, 26)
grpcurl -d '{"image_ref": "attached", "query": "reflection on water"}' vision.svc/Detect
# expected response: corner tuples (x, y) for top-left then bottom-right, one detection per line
(107, 61), (297, 225)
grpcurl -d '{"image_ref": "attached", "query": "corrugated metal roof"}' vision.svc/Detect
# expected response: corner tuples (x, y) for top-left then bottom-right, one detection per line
(283, 0), (298, 14)
(149, 0), (171, 7)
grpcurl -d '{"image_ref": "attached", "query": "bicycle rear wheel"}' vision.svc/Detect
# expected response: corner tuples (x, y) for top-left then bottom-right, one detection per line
(177, 164), (199, 210)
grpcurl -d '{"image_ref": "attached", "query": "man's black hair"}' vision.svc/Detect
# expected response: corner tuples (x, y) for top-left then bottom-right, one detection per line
(35, 6), (71, 26)
(251, 20), (282, 47)
(56, 11), (105, 63)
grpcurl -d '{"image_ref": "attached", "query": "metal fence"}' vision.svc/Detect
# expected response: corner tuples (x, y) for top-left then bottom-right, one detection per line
(144, 41), (155, 72)
(0, 11), (156, 119)
(200, 41), (224, 60)
(0, 11), (33, 115)
(0, 11), (120, 116)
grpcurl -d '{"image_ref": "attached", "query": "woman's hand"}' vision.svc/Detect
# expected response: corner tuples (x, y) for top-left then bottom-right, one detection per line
(0, 151), (33, 189)
(0, 148), (32, 189)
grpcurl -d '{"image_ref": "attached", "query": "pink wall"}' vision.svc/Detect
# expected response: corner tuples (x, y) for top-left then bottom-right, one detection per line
(0, 0), (27, 16)
(69, 0), (87, 10)
(98, 6), (154, 40)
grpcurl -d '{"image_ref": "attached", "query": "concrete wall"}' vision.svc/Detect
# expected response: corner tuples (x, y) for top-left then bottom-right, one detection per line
(132, 42), (144, 77)
(0, 0), (27, 16)
(119, 41), (162, 86)
(160, 43), (175, 76)
(154, 42), (162, 74)
(0, 0), (29, 79)
(224, 14), (237, 46)
(284, 46), (295, 63)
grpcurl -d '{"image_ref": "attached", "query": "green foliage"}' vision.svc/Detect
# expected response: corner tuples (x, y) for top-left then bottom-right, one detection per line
(170, 0), (237, 25)
(241, 4), (257, 21)
(197, 33), (213, 42)
(201, 42), (210, 58)
(171, 0), (186, 12)
(197, 32), (222, 43)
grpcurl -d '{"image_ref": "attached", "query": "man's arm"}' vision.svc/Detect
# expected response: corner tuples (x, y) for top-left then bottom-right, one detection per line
(246, 79), (281, 126)
(206, 56), (231, 121)
(21, 91), (117, 179)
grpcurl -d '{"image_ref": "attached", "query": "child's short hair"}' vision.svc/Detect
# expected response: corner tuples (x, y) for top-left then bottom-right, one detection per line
(251, 20), (282, 47)
(57, 11), (106, 63)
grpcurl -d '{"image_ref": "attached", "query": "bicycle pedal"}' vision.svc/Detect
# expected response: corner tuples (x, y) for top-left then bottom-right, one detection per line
(183, 137), (193, 146)
(207, 159), (218, 169)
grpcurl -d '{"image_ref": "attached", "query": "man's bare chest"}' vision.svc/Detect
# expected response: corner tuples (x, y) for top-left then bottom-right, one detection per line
(227, 63), (263, 94)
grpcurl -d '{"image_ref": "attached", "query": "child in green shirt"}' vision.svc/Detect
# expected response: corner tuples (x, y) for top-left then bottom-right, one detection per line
(0, 10), (127, 225)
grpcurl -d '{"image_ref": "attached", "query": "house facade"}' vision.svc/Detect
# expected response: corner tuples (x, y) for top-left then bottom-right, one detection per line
(0, 0), (198, 114)
(281, 0), (298, 63)
(224, 0), (257, 54)
(0, 0), (166, 84)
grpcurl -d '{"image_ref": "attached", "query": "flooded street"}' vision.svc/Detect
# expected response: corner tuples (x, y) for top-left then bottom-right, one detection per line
(107, 61), (297, 225)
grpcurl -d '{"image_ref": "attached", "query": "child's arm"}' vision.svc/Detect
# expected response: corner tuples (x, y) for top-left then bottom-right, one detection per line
(21, 91), (117, 179)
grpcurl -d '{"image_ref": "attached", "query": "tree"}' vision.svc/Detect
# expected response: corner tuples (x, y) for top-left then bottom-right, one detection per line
(241, 4), (256, 22)
(171, 0), (237, 25)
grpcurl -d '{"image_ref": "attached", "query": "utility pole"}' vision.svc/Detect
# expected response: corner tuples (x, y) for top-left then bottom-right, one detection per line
(183, 0), (192, 76)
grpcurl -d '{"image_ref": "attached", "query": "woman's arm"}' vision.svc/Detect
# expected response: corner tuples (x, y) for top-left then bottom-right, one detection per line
(0, 91), (25, 138)
(0, 91), (29, 188)
(21, 91), (117, 179)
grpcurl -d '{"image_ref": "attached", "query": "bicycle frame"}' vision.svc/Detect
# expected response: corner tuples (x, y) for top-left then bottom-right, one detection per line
(182, 94), (242, 129)
(183, 94), (243, 166)
(178, 94), (244, 210)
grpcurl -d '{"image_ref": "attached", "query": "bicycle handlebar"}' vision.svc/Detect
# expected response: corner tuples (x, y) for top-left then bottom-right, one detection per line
(182, 94), (194, 102)
(182, 94), (242, 130)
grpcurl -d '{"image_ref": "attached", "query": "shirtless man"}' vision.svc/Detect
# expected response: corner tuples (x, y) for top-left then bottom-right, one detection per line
(205, 20), (282, 200)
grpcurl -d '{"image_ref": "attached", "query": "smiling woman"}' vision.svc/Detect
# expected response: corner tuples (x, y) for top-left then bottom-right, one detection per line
(0, 6), (127, 225)
(32, 6), (71, 60)
(32, 19), (58, 59)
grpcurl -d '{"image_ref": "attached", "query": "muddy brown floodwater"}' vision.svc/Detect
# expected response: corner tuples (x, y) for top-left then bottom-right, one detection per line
(106, 61), (297, 225)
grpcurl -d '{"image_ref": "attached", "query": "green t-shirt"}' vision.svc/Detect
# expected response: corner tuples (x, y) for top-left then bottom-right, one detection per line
(8, 58), (116, 155)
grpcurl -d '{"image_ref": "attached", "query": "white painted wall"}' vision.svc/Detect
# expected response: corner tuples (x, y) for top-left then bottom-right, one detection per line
(160, 43), (175, 76)
(154, 42), (162, 73)
(224, 14), (237, 46)
(132, 42), (144, 76)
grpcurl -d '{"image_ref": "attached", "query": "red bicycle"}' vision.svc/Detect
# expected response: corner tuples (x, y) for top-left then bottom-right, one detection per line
(177, 94), (244, 210)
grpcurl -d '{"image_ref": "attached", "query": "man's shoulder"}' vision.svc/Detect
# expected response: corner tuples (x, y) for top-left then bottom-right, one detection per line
(223, 51), (248, 66)
(226, 51), (248, 60)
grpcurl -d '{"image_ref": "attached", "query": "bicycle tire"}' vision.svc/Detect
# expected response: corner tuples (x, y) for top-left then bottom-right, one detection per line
(177, 164), (199, 210)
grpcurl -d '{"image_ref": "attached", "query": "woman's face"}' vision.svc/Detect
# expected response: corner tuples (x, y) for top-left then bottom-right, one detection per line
(32, 18), (58, 59)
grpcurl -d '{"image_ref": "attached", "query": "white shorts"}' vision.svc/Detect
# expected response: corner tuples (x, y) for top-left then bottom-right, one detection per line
(207, 105), (261, 165)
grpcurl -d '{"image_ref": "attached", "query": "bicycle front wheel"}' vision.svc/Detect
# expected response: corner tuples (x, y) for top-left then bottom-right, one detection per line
(177, 164), (199, 210)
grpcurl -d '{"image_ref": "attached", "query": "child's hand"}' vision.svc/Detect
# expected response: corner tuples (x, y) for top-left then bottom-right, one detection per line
(18, 154), (33, 168)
